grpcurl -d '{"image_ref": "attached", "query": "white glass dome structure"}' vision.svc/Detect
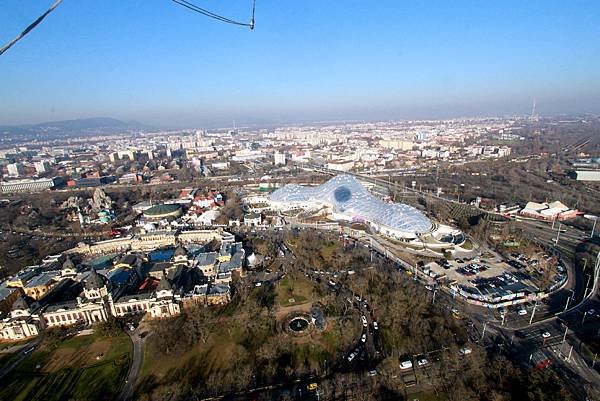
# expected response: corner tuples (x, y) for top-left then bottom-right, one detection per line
(270, 175), (433, 237)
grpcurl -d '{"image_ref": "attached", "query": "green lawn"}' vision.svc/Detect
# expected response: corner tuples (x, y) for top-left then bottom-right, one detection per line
(73, 357), (130, 401)
(460, 239), (474, 250)
(276, 275), (314, 307)
(319, 241), (339, 261)
(0, 333), (131, 401)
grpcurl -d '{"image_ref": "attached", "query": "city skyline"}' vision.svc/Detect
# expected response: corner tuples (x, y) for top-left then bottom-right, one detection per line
(2, 2), (600, 400)
(1, 0), (600, 127)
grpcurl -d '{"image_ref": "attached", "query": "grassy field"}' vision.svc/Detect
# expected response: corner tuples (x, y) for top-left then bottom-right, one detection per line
(461, 238), (474, 250)
(0, 332), (131, 401)
(276, 274), (315, 307)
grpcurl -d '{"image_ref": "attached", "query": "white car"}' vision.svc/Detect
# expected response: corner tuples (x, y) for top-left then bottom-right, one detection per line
(399, 359), (413, 370)
(417, 358), (428, 367)
(347, 352), (357, 362)
(542, 332), (551, 339)
(459, 347), (472, 355)
(372, 321), (379, 330)
(518, 309), (528, 316)
(361, 333), (367, 343)
(361, 315), (368, 327)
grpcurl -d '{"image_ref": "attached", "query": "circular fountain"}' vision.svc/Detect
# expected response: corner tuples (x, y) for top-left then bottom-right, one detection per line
(288, 316), (310, 332)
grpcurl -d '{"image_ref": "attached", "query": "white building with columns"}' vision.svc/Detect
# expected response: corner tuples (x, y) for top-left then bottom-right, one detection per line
(0, 297), (40, 341)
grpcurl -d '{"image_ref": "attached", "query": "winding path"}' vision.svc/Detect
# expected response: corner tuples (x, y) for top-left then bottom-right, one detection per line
(118, 329), (146, 401)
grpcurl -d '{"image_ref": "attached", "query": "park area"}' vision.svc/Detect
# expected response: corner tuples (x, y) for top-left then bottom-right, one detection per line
(276, 273), (316, 307)
(0, 332), (131, 401)
(135, 263), (358, 399)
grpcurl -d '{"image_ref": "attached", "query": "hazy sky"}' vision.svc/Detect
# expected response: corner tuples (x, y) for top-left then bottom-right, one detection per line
(1, 0), (599, 127)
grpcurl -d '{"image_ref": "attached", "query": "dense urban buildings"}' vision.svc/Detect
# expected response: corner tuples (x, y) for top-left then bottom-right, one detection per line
(0, 115), (599, 401)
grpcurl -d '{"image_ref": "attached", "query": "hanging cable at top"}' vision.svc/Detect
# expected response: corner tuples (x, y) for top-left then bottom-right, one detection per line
(171, 0), (256, 30)
(0, 0), (63, 57)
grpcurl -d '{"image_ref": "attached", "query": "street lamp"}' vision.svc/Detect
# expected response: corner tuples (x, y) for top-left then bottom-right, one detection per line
(564, 289), (574, 312)
(529, 300), (538, 325)
(481, 322), (488, 341)
(584, 214), (599, 238)
(582, 310), (589, 325)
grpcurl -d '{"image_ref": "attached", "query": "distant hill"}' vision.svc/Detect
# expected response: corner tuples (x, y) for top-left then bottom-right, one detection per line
(0, 117), (149, 140)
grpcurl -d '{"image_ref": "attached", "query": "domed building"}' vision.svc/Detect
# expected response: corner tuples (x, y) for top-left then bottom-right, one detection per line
(150, 277), (180, 318)
(84, 269), (109, 300)
(43, 269), (111, 328)
(172, 245), (190, 266)
(61, 257), (78, 278)
(142, 204), (183, 220)
(0, 296), (39, 340)
(270, 175), (433, 239)
(269, 175), (464, 249)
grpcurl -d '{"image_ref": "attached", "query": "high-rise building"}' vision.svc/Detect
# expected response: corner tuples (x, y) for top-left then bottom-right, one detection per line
(7, 163), (25, 177)
(34, 161), (51, 174)
(274, 151), (286, 165)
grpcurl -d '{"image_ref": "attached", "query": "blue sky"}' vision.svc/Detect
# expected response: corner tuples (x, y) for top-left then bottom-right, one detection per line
(1, 0), (599, 127)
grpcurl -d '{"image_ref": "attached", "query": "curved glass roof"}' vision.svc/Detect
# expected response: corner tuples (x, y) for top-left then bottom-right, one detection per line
(270, 175), (433, 234)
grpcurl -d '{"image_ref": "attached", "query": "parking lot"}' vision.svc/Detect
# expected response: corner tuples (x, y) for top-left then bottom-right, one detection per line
(425, 250), (562, 305)
(427, 253), (525, 286)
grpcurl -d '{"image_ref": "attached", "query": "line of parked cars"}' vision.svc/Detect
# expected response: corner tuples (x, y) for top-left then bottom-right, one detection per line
(399, 347), (472, 370)
(457, 263), (489, 276)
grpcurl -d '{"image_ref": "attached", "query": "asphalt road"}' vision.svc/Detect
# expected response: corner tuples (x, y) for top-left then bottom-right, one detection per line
(0, 339), (39, 381)
(118, 327), (146, 401)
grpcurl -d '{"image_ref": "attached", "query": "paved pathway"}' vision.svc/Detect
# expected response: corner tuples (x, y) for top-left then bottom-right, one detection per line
(118, 329), (146, 401)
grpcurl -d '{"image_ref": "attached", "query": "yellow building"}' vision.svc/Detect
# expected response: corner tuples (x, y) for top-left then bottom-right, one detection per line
(23, 273), (60, 300)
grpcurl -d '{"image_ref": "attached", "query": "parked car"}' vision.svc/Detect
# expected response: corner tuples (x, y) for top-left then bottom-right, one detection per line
(417, 357), (428, 367)
(400, 359), (413, 370)
(459, 347), (472, 355)
(361, 315), (368, 327)
(518, 309), (528, 316)
(542, 332), (551, 339)
(361, 333), (367, 343)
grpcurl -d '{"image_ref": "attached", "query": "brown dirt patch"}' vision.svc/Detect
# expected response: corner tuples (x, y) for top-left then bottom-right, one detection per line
(42, 339), (113, 372)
